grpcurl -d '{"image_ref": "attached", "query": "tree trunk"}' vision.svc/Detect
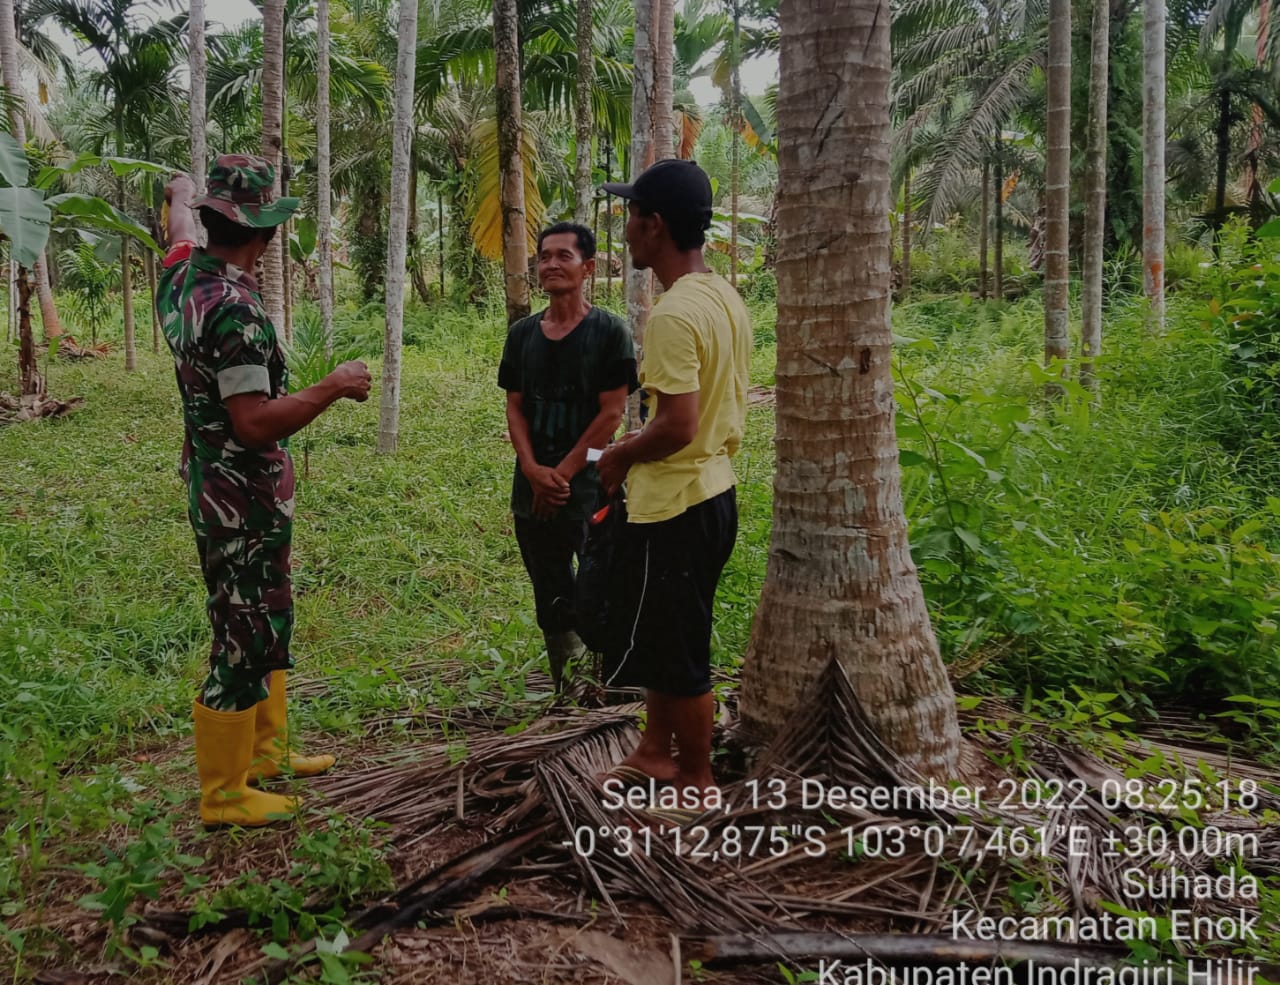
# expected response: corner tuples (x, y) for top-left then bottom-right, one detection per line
(626, 0), (656, 427)
(378, 0), (419, 455)
(1245, 0), (1270, 211)
(653, 0), (676, 158)
(494, 0), (530, 325)
(604, 140), (614, 299)
(979, 160), (989, 299)
(1043, 0), (1070, 368)
(317, 0), (334, 358)
(437, 186), (446, 297)
(408, 157), (428, 304)
(261, 0), (287, 331)
(190, 0), (207, 193)
(730, 0), (741, 288)
(118, 159), (137, 371)
(17, 266), (38, 396)
(146, 245), (159, 353)
(573, 0), (594, 225)
(901, 161), (911, 295)
(993, 153), (1004, 301)
(0, 0), (64, 344)
(33, 254), (63, 340)
(591, 193), (600, 300)
(738, 0), (961, 778)
(1212, 84), (1230, 254)
(1081, 0), (1108, 385)
(1142, 0), (1165, 330)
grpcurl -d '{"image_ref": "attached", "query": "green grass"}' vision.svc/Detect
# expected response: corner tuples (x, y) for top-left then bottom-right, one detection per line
(3, 285), (1279, 964)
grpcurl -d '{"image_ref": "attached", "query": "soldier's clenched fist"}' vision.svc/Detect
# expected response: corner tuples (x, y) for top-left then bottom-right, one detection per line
(329, 360), (372, 401)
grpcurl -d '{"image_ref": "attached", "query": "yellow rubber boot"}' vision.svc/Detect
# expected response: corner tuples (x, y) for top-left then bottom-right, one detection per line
(247, 671), (336, 783)
(193, 700), (298, 827)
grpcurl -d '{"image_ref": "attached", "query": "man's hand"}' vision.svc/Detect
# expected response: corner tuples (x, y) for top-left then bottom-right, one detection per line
(596, 430), (639, 494)
(326, 360), (372, 401)
(163, 173), (200, 247)
(165, 173), (196, 206)
(525, 463), (570, 519)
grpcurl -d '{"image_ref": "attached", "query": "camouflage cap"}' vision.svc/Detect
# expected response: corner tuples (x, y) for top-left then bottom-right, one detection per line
(190, 154), (300, 228)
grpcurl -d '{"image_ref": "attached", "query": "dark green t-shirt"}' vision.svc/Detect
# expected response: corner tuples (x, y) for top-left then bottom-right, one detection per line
(498, 307), (638, 518)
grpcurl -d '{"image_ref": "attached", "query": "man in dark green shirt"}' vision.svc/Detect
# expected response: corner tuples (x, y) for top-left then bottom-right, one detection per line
(498, 222), (637, 690)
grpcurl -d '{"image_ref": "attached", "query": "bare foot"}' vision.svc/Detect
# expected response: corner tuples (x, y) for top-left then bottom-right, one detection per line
(601, 750), (678, 786)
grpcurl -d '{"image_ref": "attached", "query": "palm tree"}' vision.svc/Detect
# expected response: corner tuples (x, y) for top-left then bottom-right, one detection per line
(0, 0), (35, 390)
(654, 0), (676, 157)
(1178, 0), (1280, 240)
(316, 0), (333, 355)
(261, 0), (286, 334)
(493, 0), (528, 325)
(411, 0), (633, 275)
(190, 0), (206, 192)
(740, 0), (960, 777)
(572, 0), (593, 225)
(1143, 0), (1165, 330)
(626, 0), (655, 426)
(729, 0), (741, 286)
(28, 0), (186, 371)
(378, 0), (418, 455)
(891, 0), (1046, 267)
(1043, 0), (1070, 366)
(4, 7), (70, 344)
(1081, 0), (1108, 383)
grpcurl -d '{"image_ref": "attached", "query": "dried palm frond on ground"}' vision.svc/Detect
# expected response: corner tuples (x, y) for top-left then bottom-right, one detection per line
(0, 390), (84, 423)
(24, 658), (1280, 984)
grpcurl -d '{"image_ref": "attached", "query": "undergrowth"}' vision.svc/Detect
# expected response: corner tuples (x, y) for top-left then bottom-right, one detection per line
(2, 273), (1279, 969)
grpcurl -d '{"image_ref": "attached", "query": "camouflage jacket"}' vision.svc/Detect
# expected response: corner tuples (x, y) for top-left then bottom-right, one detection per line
(158, 245), (294, 536)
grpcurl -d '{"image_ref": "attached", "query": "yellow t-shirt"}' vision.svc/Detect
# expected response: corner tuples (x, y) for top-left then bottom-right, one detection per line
(627, 271), (753, 523)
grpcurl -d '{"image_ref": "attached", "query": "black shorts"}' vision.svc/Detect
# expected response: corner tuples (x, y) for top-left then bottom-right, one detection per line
(602, 488), (738, 697)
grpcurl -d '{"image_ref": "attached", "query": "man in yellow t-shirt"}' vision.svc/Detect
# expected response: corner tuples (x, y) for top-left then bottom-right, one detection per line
(597, 159), (752, 806)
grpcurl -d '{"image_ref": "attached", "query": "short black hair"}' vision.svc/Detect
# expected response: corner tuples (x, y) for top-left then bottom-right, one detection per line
(537, 221), (595, 260)
(634, 203), (707, 251)
(199, 207), (277, 249)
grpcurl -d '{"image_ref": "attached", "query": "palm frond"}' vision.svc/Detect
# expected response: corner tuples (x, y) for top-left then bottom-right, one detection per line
(913, 52), (1041, 230)
(467, 116), (545, 262)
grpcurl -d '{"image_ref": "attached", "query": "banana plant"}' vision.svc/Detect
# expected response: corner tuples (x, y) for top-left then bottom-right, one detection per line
(0, 132), (160, 398)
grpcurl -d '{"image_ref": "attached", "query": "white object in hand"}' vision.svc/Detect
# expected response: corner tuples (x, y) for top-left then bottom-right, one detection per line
(586, 448), (604, 463)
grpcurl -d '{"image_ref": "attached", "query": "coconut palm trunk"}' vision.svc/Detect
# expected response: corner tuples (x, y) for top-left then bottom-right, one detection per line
(993, 151), (1004, 301)
(378, 0), (419, 454)
(979, 160), (989, 299)
(116, 138), (137, 371)
(573, 0), (594, 225)
(626, 0), (655, 427)
(0, 0), (35, 391)
(33, 255), (63, 340)
(1142, 0), (1165, 330)
(1081, 0), (1108, 384)
(739, 0), (960, 778)
(901, 160), (911, 295)
(730, 0), (742, 287)
(1043, 0), (1070, 368)
(261, 0), (286, 331)
(653, 0), (675, 157)
(1212, 85), (1230, 253)
(146, 243), (159, 352)
(190, 0), (207, 193)
(494, 0), (529, 325)
(317, 0), (334, 357)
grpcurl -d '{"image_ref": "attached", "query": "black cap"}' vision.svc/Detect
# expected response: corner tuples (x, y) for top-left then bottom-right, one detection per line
(602, 158), (713, 230)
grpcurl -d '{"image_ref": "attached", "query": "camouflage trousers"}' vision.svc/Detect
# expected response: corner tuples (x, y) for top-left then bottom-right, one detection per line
(194, 522), (295, 711)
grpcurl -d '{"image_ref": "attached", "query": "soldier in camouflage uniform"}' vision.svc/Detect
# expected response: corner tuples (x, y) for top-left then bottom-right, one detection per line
(160, 156), (371, 827)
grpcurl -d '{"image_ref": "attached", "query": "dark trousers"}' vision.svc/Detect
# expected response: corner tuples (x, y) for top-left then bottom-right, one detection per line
(513, 511), (588, 635)
(193, 524), (294, 711)
(602, 488), (738, 697)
